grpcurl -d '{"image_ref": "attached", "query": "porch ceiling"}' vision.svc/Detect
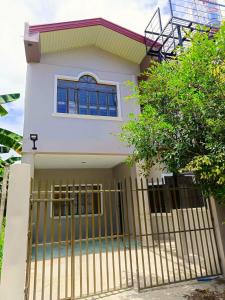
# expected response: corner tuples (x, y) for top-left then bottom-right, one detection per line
(34, 154), (127, 169)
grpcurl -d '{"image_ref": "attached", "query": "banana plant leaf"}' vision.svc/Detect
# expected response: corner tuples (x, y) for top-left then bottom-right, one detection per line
(0, 128), (22, 154)
(0, 156), (20, 168)
(0, 146), (10, 154)
(0, 93), (20, 116)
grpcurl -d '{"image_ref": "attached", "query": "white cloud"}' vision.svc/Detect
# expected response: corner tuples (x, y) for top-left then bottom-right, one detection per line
(0, 0), (168, 137)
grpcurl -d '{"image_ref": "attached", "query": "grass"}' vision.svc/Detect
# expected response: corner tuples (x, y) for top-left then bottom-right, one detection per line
(0, 218), (5, 274)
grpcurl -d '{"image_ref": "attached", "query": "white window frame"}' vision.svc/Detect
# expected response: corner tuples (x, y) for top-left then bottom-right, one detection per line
(50, 183), (103, 219)
(53, 71), (122, 121)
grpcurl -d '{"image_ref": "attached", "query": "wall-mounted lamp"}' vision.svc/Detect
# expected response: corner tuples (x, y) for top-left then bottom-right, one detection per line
(30, 134), (38, 150)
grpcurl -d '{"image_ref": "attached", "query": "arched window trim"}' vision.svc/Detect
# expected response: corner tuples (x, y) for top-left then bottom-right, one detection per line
(54, 72), (122, 121)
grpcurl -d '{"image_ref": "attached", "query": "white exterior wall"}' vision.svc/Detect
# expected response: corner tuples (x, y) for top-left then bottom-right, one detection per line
(23, 46), (140, 155)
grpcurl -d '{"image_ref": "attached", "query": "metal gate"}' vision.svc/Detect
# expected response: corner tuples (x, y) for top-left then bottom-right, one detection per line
(25, 177), (222, 299)
(132, 176), (222, 291)
(25, 180), (134, 300)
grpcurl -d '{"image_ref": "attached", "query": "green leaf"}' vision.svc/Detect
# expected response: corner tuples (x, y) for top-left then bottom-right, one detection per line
(0, 93), (20, 105)
(0, 93), (20, 116)
(0, 128), (22, 154)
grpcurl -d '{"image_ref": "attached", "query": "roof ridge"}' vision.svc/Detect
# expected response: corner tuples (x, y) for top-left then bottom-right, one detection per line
(29, 17), (153, 46)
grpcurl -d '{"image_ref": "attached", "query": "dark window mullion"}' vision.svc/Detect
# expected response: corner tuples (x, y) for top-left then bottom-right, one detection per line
(107, 94), (110, 116)
(75, 90), (79, 114)
(66, 88), (69, 113)
(97, 91), (100, 116)
(87, 91), (90, 115)
(77, 89), (80, 114)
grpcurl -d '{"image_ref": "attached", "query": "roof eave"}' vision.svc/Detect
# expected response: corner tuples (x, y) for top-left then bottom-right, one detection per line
(24, 23), (41, 63)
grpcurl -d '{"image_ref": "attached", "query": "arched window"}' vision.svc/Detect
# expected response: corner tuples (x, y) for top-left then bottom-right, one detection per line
(57, 75), (118, 117)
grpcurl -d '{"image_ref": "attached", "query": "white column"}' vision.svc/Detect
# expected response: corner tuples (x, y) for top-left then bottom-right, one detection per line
(210, 197), (225, 275)
(0, 164), (31, 300)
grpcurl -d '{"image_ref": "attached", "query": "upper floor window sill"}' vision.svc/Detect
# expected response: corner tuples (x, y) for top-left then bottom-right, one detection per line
(52, 113), (123, 122)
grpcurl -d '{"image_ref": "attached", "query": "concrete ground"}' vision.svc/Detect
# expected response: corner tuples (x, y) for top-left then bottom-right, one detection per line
(103, 278), (225, 299)
(29, 240), (222, 299)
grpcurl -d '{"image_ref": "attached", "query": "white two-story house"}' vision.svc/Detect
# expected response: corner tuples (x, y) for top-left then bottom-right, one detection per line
(22, 18), (156, 186)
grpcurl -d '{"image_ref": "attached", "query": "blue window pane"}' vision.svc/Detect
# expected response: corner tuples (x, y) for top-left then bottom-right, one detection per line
(109, 109), (117, 117)
(90, 107), (98, 115)
(89, 92), (98, 106)
(99, 109), (108, 116)
(99, 93), (107, 106)
(57, 77), (117, 117)
(58, 79), (75, 89)
(108, 94), (117, 106)
(79, 107), (88, 115)
(98, 84), (116, 93)
(79, 91), (88, 105)
(57, 88), (67, 113)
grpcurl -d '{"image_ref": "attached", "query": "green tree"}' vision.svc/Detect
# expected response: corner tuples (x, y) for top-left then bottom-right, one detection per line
(121, 23), (225, 202)
(0, 93), (22, 181)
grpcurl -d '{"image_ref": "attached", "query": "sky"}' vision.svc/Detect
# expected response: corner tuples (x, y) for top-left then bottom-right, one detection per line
(0, 0), (169, 136)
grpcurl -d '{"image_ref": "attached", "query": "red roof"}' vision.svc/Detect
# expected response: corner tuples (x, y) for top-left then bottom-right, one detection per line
(29, 17), (153, 46)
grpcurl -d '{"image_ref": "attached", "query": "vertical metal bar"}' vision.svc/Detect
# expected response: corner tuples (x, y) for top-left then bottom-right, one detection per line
(114, 182), (122, 289)
(177, 25), (183, 47)
(65, 182), (69, 298)
(163, 179), (182, 282)
(78, 184), (83, 298)
(129, 177), (140, 291)
(50, 181), (55, 300)
(33, 181), (41, 300)
(108, 183), (116, 290)
(97, 184), (103, 293)
(41, 181), (48, 300)
(103, 184), (109, 291)
(123, 178), (133, 287)
(156, 178), (170, 283)
(57, 182), (62, 300)
(118, 181), (128, 288)
(188, 194), (204, 277)
(160, 177), (176, 283)
(151, 179), (165, 284)
(134, 178), (146, 288)
(169, 0), (174, 17)
(70, 180), (75, 299)
(145, 179), (159, 287)
(85, 184), (89, 296)
(158, 7), (163, 32)
(192, 195), (208, 276)
(180, 183), (197, 279)
(176, 184), (193, 279)
(198, 194), (213, 275)
(140, 178), (152, 287)
(170, 178), (187, 280)
(91, 184), (96, 294)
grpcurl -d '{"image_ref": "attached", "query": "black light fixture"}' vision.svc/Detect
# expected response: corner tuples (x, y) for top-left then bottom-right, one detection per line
(30, 134), (38, 150)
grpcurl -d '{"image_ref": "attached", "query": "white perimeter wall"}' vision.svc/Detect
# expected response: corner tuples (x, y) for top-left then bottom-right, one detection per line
(23, 46), (140, 155)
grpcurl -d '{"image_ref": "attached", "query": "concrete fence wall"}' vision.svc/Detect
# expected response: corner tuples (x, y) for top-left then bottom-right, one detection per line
(0, 164), (31, 300)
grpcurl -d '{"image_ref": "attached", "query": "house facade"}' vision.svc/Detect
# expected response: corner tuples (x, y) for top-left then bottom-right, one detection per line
(22, 19), (163, 188)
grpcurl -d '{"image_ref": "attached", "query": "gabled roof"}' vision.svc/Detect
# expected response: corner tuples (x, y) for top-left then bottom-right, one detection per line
(24, 18), (154, 64)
